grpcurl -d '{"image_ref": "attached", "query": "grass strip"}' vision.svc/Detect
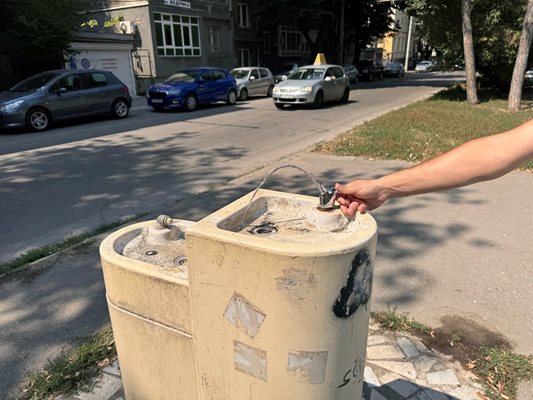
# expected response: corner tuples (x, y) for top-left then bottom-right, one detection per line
(22, 326), (117, 400)
(316, 85), (533, 170)
(0, 215), (144, 276)
(371, 309), (533, 400)
(372, 308), (432, 335)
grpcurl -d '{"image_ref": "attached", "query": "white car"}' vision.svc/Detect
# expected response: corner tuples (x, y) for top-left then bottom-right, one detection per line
(272, 64), (350, 109)
(230, 67), (275, 101)
(415, 61), (434, 73)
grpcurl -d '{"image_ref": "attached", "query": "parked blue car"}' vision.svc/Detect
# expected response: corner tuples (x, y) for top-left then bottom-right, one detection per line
(146, 67), (238, 111)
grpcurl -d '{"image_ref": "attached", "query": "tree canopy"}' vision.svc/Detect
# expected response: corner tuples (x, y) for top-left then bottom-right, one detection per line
(0, 0), (82, 87)
(404, 0), (529, 91)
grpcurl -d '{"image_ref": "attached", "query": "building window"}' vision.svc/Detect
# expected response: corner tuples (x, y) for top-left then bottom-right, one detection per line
(238, 48), (250, 66)
(237, 3), (249, 28)
(208, 26), (220, 52)
(278, 26), (306, 57)
(262, 31), (271, 54)
(154, 12), (201, 57)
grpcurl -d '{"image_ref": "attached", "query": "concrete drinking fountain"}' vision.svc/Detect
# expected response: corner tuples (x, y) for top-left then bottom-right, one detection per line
(99, 164), (378, 400)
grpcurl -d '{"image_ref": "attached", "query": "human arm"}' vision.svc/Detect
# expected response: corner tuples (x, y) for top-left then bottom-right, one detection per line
(335, 119), (533, 216)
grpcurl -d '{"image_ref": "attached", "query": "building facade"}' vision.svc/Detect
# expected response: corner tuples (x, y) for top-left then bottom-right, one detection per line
(81, 0), (235, 93)
(376, 9), (417, 68)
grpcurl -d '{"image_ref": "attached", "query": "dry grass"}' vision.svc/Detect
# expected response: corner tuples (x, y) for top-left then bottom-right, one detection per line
(316, 85), (533, 170)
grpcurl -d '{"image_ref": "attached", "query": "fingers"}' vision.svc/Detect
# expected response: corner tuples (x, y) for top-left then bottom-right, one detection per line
(335, 182), (370, 217)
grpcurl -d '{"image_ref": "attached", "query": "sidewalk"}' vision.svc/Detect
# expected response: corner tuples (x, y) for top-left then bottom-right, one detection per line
(3, 153), (532, 399)
(66, 325), (484, 400)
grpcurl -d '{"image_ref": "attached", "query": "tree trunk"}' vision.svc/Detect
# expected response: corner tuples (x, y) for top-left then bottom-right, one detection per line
(508, 0), (533, 111)
(461, 0), (478, 104)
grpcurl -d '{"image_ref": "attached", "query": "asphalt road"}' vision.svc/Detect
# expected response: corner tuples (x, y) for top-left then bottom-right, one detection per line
(0, 72), (464, 264)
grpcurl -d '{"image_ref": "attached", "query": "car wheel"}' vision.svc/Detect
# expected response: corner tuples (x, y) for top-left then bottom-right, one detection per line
(152, 106), (164, 112)
(378, 72), (383, 80)
(274, 103), (285, 110)
(267, 85), (274, 97)
(340, 87), (350, 103)
(184, 94), (198, 112)
(354, 75), (359, 84)
(226, 89), (237, 105)
(25, 107), (51, 132)
(313, 91), (324, 109)
(239, 88), (248, 101)
(112, 99), (129, 119)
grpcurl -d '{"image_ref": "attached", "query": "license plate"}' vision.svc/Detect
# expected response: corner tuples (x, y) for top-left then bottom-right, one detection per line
(151, 99), (163, 103)
(280, 94), (294, 99)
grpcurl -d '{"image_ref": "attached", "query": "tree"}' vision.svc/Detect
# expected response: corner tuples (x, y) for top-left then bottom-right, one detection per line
(405, 0), (528, 93)
(508, 0), (533, 111)
(461, 0), (478, 104)
(0, 0), (82, 86)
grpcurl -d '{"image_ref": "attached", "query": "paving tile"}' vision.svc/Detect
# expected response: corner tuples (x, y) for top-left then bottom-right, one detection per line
(370, 361), (417, 380)
(411, 337), (430, 353)
(370, 389), (390, 400)
(365, 366), (381, 387)
(368, 335), (389, 346)
(416, 355), (439, 372)
(378, 372), (402, 385)
(368, 345), (406, 360)
(103, 360), (121, 377)
(385, 379), (419, 398)
(397, 337), (421, 359)
(427, 369), (460, 386)
(448, 385), (481, 400)
(75, 374), (123, 400)
(424, 388), (452, 400)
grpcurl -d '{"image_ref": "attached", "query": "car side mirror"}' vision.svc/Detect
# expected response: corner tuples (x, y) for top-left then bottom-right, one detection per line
(249, 76), (256, 80)
(55, 87), (67, 94)
(324, 76), (332, 82)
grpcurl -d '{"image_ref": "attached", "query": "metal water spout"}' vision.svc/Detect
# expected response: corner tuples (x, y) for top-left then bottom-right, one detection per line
(318, 184), (337, 210)
(241, 164), (337, 226)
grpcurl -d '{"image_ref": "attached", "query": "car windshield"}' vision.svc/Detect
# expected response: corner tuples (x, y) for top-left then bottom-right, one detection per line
(165, 70), (200, 83)
(287, 68), (325, 80)
(231, 70), (250, 79)
(9, 72), (60, 92)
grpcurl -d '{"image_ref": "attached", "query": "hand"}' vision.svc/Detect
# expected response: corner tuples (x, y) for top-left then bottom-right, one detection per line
(335, 180), (390, 217)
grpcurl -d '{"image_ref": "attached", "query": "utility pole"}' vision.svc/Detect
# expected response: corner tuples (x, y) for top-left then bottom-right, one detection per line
(404, 16), (413, 70)
(339, 0), (345, 64)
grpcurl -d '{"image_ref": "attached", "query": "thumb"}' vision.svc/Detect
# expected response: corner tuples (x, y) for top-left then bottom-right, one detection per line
(335, 182), (346, 193)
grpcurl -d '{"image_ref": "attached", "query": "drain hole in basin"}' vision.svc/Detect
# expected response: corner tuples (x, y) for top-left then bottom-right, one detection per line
(174, 256), (188, 266)
(250, 223), (278, 235)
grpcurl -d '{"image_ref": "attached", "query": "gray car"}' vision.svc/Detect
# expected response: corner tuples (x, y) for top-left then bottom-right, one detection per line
(0, 69), (132, 132)
(230, 67), (275, 101)
(384, 62), (405, 77)
(272, 64), (350, 109)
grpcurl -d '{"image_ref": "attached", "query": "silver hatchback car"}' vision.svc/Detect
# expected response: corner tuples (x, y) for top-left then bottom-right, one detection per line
(0, 69), (131, 132)
(230, 67), (275, 101)
(272, 64), (350, 109)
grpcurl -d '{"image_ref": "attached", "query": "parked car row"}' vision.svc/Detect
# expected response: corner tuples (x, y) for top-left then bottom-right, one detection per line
(1, 60), (415, 132)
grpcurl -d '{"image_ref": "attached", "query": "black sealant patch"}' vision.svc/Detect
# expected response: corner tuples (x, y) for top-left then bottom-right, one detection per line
(333, 249), (373, 318)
